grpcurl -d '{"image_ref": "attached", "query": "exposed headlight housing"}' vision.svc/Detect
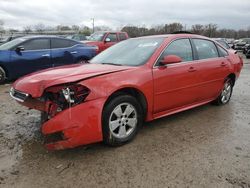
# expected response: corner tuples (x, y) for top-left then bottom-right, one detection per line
(44, 84), (90, 118)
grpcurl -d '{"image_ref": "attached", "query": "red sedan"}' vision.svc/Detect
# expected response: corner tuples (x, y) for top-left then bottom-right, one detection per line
(10, 34), (243, 150)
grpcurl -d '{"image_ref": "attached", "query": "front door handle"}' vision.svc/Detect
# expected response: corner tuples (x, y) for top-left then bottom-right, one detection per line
(42, 54), (50, 57)
(70, 51), (78, 54)
(221, 62), (226, 67)
(188, 66), (196, 72)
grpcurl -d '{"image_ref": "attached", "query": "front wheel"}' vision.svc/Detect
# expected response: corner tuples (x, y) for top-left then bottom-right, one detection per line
(102, 95), (143, 146)
(213, 79), (233, 105)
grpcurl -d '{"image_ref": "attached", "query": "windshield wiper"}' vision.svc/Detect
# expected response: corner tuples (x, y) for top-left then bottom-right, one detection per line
(101, 63), (122, 66)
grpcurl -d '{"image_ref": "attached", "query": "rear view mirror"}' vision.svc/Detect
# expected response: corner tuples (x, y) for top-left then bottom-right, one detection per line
(15, 46), (25, 53)
(160, 55), (182, 65)
(105, 38), (111, 42)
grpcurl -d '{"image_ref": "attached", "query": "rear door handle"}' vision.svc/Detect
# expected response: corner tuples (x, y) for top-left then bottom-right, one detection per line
(42, 54), (50, 57)
(188, 66), (197, 72)
(70, 51), (78, 54)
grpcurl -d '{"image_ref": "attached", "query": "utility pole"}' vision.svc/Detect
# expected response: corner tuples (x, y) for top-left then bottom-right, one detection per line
(91, 18), (94, 33)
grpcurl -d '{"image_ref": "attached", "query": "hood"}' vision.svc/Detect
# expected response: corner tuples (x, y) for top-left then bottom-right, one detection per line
(13, 63), (133, 98)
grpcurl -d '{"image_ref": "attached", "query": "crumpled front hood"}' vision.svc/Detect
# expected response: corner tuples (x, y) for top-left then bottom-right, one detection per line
(13, 63), (133, 98)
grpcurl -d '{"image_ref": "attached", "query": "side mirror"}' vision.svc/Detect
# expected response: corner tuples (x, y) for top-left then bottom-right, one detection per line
(104, 38), (111, 42)
(160, 55), (182, 65)
(15, 46), (25, 52)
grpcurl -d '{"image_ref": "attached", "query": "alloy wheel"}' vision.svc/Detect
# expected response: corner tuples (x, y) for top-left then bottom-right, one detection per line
(109, 102), (137, 139)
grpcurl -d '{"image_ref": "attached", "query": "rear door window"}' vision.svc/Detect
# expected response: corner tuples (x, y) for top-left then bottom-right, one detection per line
(51, 39), (77, 49)
(193, 39), (219, 60)
(22, 39), (50, 50)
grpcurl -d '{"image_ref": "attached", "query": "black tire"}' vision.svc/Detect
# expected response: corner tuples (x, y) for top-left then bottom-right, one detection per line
(246, 55), (250, 59)
(102, 95), (143, 146)
(213, 78), (233, 105)
(0, 66), (6, 84)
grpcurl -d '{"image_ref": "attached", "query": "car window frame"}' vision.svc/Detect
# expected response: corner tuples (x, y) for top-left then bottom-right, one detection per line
(191, 38), (220, 60)
(105, 33), (118, 42)
(154, 38), (195, 67)
(50, 38), (79, 49)
(10, 38), (51, 51)
(216, 43), (229, 57)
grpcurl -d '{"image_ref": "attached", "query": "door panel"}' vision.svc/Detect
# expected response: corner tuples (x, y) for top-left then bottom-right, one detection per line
(10, 39), (51, 78)
(195, 58), (230, 101)
(153, 63), (200, 113)
(51, 39), (78, 67)
(191, 39), (230, 101)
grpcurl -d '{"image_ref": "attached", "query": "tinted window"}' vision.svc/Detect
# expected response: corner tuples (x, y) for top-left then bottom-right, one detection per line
(217, 45), (228, 57)
(22, 39), (50, 50)
(51, 39), (77, 49)
(106, 33), (117, 42)
(193, 39), (218, 59)
(160, 39), (193, 62)
(119, 33), (127, 41)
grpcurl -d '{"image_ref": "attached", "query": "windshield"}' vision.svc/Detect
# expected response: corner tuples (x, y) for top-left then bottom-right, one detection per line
(0, 38), (26, 50)
(90, 37), (164, 66)
(88, 32), (105, 41)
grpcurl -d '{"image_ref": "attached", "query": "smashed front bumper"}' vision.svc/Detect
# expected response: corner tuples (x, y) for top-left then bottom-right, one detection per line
(41, 98), (105, 150)
(10, 87), (105, 150)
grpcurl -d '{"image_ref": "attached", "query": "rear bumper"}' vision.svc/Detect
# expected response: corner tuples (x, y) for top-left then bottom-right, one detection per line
(41, 98), (106, 150)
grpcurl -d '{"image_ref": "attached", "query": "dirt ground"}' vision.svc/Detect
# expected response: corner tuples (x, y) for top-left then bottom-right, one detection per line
(0, 54), (250, 188)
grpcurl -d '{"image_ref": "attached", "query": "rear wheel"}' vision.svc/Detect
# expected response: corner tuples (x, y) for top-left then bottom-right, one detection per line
(213, 79), (233, 105)
(0, 66), (6, 84)
(102, 95), (143, 146)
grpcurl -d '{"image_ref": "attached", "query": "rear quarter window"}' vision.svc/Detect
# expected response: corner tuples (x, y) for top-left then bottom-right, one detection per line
(217, 45), (229, 57)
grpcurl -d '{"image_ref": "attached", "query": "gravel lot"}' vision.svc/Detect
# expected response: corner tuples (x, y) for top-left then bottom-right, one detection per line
(0, 54), (250, 188)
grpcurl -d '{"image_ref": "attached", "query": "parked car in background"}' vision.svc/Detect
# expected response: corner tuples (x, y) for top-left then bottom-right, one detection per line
(243, 43), (250, 54)
(234, 38), (250, 51)
(0, 35), (23, 45)
(212, 38), (231, 49)
(0, 36), (97, 83)
(246, 48), (250, 58)
(10, 34), (243, 150)
(84, 31), (129, 53)
(66, 34), (87, 42)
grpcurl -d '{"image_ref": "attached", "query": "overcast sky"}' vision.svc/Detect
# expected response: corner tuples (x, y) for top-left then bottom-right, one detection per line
(0, 0), (250, 30)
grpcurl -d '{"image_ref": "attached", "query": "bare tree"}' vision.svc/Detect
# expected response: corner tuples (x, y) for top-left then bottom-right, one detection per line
(33, 23), (45, 33)
(23, 25), (32, 34)
(72, 25), (80, 31)
(0, 19), (5, 35)
(191, 24), (204, 35)
(164, 23), (183, 33)
(203, 23), (217, 37)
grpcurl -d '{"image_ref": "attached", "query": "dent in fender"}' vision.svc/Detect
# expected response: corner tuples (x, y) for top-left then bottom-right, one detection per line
(42, 98), (106, 150)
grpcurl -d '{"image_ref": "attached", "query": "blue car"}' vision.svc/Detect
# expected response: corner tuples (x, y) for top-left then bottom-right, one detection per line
(0, 36), (97, 83)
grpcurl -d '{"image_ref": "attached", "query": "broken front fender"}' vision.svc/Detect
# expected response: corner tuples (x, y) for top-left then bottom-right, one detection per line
(42, 97), (106, 150)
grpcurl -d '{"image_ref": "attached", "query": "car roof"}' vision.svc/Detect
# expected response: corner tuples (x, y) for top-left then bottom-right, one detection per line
(136, 34), (210, 40)
(20, 35), (67, 40)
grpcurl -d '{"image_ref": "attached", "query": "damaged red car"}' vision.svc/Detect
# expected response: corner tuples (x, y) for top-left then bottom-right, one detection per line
(10, 34), (243, 150)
